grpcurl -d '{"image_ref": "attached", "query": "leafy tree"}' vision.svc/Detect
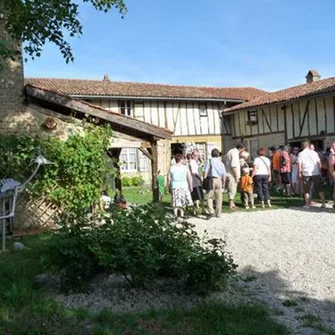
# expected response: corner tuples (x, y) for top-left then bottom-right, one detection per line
(0, 0), (127, 66)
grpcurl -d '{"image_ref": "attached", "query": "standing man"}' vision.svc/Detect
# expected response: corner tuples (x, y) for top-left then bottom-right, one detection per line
(204, 149), (226, 220)
(272, 145), (284, 192)
(329, 141), (335, 210)
(223, 143), (245, 209)
(189, 150), (205, 215)
(298, 140), (326, 209)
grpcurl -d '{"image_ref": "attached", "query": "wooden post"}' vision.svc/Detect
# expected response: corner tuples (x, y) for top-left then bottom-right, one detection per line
(108, 148), (122, 193)
(151, 140), (160, 203)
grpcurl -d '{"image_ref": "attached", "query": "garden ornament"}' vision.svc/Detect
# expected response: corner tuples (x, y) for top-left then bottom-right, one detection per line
(0, 148), (52, 251)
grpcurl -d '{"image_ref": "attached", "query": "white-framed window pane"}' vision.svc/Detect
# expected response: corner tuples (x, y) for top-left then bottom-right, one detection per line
(119, 148), (138, 172)
(119, 100), (133, 117)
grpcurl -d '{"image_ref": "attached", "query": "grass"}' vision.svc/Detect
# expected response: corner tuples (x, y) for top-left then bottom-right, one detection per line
(0, 234), (288, 334)
(122, 186), (309, 212)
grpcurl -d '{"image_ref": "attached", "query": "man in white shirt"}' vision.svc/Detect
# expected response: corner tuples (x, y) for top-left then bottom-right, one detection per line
(298, 140), (326, 209)
(223, 143), (245, 209)
(329, 141), (335, 209)
(189, 150), (205, 214)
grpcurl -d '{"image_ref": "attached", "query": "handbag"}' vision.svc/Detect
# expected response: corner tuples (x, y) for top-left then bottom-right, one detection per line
(203, 160), (213, 191)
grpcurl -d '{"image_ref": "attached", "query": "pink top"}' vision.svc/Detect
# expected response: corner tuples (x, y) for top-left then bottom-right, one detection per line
(280, 151), (291, 173)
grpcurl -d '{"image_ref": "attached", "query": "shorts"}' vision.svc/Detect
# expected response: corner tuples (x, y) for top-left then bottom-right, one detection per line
(191, 185), (204, 201)
(302, 175), (322, 194)
(280, 172), (291, 184)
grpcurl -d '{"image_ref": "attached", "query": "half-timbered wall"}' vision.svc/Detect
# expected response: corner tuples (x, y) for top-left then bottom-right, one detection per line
(231, 105), (285, 139)
(285, 96), (335, 141)
(88, 99), (222, 136)
(228, 93), (335, 153)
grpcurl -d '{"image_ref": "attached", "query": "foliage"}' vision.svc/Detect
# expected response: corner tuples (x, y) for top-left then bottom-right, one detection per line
(121, 175), (132, 187)
(0, 124), (115, 210)
(50, 204), (237, 292)
(0, 235), (285, 335)
(49, 210), (101, 292)
(121, 175), (145, 187)
(0, 0), (127, 68)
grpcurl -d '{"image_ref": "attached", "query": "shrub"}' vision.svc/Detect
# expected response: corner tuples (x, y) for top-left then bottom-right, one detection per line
(50, 204), (237, 293)
(48, 210), (101, 292)
(131, 175), (145, 186)
(121, 176), (133, 187)
(0, 124), (115, 210)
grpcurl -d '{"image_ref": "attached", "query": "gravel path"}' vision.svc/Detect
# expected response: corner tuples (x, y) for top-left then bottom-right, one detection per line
(191, 207), (335, 333)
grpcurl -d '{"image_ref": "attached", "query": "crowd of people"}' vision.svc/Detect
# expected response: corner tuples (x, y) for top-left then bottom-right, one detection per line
(168, 140), (335, 220)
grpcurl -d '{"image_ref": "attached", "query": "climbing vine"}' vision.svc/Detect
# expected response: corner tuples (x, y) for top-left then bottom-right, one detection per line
(0, 124), (115, 210)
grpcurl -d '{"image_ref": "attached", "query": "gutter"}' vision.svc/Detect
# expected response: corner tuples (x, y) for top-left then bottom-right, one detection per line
(70, 94), (245, 103)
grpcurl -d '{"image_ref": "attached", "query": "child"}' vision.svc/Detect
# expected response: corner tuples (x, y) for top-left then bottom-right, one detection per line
(240, 167), (255, 209)
(157, 170), (165, 202)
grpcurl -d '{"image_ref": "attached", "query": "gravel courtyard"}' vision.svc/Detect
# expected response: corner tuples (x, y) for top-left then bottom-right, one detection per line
(191, 208), (335, 333)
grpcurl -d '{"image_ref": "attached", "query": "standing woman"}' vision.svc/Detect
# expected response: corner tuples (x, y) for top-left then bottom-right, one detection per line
(280, 145), (292, 197)
(251, 148), (272, 208)
(290, 147), (300, 195)
(169, 153), (193, 218)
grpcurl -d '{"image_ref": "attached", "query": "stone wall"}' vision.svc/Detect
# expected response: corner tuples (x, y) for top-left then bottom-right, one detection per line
(0, 5), (25, 121)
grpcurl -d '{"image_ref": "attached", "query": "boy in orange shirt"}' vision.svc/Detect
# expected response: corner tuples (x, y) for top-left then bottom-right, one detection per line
(240, 167), (255, 209)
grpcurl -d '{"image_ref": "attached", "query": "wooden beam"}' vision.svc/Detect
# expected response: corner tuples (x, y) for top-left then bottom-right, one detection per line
(138, 147), (153, 160)
(151, 140), (159, 202)
(283, 105), (288, 143)
(261, 108), (272, 132)
(26, 85), (172, 141)
(315, 99), (319, 135)
(298, 100), (310, 138)
(323, 98), (328, 134)
(290, 104), (295, 139)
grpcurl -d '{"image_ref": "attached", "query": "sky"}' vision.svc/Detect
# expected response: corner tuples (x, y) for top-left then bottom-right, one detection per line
(24, 0), (335, 92)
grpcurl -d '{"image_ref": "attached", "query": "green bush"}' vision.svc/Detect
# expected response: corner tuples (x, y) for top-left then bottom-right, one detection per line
(50, 204), (237, 292)
(121, 175), (145, 187)
(131, 175), (145, 186)
(121, 175), (133, 187)
(0, 124), (115, 210)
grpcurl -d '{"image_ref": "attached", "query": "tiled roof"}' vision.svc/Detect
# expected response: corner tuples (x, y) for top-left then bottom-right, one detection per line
(225, 76), (335, 113)
(24, 78), (267, 101)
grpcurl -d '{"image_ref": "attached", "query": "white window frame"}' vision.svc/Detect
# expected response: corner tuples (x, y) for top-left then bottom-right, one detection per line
(119, 147), (138, 172)
(119, 100), (133, 117)
(199, 103), (208, 117)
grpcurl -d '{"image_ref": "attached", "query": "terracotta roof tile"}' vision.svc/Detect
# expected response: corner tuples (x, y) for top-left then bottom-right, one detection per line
(225, 76), (335, 113)
(24, 78), (267, 101)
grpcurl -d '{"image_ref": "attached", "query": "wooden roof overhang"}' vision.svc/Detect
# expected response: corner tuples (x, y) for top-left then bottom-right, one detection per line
(25, 85), (172, 142)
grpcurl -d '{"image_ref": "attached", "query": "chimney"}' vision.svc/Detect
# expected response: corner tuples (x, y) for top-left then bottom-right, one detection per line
(0, 4), (25, 116)
(103, 74), (110, 82)
(305, 70), (321, 84)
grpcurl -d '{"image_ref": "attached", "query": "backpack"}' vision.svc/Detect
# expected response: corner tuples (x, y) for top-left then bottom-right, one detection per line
(280, 153), (286, 167)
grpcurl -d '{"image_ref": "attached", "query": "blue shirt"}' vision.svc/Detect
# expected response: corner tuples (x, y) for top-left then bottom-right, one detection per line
(205, 158), (226, 178)
(170, 164), (189, 189)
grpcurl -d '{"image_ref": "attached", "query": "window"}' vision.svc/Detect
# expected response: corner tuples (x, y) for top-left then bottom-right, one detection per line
(139, 150), (149, 172)
(119, 100), (133, 117)
(199, 104), (208, 117)
(120, 148), (137, 171)
(247, 110), (258, 124)
(195, 142), (207, 161)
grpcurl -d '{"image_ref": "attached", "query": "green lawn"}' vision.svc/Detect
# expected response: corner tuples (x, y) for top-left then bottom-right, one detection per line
(0, 235), (287, 335)
(122, 186), (308, 212)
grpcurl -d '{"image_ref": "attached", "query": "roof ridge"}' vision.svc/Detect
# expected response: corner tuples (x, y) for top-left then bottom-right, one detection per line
(271, 75), (335, 94)
(25, 77), (266, 91)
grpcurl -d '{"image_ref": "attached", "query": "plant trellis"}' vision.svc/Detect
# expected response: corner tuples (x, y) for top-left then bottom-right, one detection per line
(0, 149), (52, 251)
